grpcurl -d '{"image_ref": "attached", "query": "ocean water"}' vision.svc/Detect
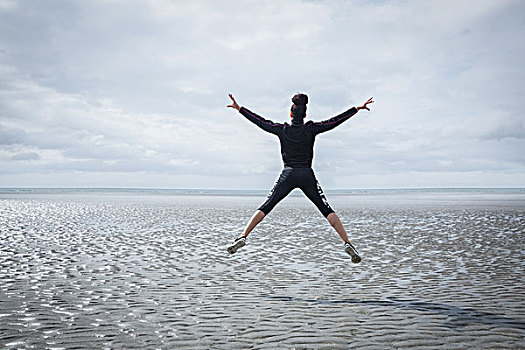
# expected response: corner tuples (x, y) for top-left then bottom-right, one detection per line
(1, 188), (524, 349)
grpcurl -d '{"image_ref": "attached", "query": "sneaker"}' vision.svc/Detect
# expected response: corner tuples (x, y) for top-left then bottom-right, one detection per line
(227, 237), (246, 254)
(344, 242), (361, 263)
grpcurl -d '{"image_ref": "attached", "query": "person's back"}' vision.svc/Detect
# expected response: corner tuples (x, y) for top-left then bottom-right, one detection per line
(226, 92), (374, 263)
(280, 119), (316, 168)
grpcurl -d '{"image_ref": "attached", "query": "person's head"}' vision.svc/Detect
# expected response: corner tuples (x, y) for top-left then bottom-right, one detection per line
(290, 93), (308, 120)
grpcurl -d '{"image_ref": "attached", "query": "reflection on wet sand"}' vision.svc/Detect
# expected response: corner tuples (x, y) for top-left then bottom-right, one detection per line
(1, 192), (524, 349)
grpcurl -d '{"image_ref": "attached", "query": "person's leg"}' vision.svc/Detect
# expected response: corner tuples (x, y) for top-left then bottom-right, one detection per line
(326, 212), (351, 243)
(228, 170), (296, 254)
(299, 171), (361, 262)
(300, 170), (352, 243)
(234, 169), (294, 239)
(238, 210), (265, 239)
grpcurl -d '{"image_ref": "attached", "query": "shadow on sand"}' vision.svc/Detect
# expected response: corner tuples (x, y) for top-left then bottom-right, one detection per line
(262, 295), (525, 331)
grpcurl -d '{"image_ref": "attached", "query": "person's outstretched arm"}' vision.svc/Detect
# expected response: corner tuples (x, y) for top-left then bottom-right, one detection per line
(311, 97), (374, 134)
(227, 94), (282, 135)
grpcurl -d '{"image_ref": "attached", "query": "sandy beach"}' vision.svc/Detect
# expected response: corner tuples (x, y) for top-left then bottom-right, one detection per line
(1, 189), (524, 349)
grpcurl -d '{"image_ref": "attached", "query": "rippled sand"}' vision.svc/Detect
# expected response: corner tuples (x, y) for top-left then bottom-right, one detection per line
(1, 192), (524, 349)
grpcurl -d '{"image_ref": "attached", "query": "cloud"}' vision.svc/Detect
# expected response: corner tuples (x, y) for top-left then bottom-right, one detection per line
(0, 0), (16, 11)
(11, 151), (40, 161)
(0, 0), (524, 188)
(0, 125), (26, 144)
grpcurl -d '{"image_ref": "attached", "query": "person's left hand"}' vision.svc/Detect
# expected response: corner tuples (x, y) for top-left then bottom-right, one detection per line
(227, 94), (240, 111)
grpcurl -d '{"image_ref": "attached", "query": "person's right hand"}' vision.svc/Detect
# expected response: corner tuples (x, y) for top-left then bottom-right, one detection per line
(357, 97), (374, 111)
(227, 94), (240, 111)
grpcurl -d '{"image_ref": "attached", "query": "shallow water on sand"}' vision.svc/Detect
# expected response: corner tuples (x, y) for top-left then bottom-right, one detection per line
(1, 191), (524, 349)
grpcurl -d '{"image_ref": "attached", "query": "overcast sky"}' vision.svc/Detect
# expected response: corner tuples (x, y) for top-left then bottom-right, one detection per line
(1, 0), (524, 189)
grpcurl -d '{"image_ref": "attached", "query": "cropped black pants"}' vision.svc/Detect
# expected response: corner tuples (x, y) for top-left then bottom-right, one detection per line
(258, 167), (334, 218)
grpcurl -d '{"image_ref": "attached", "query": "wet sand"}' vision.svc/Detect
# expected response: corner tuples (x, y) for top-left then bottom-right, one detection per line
(1, 191), (524, 349)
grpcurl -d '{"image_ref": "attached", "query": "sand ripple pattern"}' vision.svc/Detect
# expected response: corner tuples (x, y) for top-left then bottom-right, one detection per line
(0, 194), (524, 349)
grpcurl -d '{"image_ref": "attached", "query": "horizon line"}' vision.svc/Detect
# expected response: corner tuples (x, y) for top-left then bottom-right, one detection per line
(1, 186), (524, 191)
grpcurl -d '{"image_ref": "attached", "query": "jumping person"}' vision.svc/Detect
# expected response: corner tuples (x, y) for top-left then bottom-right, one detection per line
(226, 93), (374, 263)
